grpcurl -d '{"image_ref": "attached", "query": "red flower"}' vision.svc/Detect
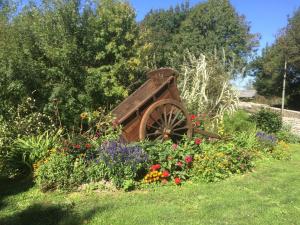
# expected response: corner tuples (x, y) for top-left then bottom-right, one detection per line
(174, 177), (181, 185)
(74, 144), (81, 149)
(85, 143), (91, 149)
(176, 161), (183, 167)
(190, 114), (197, 120)
(194, 138), (202, 145)
(172, 143), (178, 150)
(185, 156), (192, 164)
(150, 164), (161, 171)
(162, 170), (170, 177)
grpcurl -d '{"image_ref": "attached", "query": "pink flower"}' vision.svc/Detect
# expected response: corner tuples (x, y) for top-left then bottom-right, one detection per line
(194, 138), (202, 145)
(172, 143), (178, 150)
(185, 156), (192, 164)
(176, 161), (183, 167)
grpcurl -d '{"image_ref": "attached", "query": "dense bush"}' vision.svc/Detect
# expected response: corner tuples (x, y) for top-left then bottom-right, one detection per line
(192, 142), (255, 182)
(276, 125), (300, 144)
(250, 109), (282, 133)
(224, 110), (256, 134)
(35, 152), (75, 191)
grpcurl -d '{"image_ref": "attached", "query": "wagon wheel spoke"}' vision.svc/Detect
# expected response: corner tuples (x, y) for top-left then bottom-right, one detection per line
(146, 123), (161, 131)
(149, 114), (163, 127)
(167, 106), (175, 126)
(146, 131), (162, 137)
(163, 105), (168, 127)
(155, 135), (163, 141)
(171, 116), (187, 129)
(155, 107), (165, 126)
(173, 132), (184, 137)
(173, 126), (189, 132)
(170, 109), (181, 127)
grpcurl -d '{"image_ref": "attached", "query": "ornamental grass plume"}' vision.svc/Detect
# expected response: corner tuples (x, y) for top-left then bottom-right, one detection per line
(178, 51), (239, 130)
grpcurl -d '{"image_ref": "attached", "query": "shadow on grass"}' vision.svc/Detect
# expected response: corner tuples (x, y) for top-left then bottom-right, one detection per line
(0, 176), (33, 210)
(0, 202), (106, 225)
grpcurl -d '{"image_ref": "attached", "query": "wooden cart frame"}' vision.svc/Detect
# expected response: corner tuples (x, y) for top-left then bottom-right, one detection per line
(112, 68), (193, 142)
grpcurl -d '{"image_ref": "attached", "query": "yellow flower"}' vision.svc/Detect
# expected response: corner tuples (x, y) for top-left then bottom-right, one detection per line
(80, 112), (88, 120)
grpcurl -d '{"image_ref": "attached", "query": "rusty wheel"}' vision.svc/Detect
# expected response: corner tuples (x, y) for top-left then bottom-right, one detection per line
(139, 99), (192, 142)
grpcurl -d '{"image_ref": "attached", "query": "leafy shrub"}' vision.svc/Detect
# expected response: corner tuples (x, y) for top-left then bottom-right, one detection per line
(4, 130), (62, 176)
(140, 138), (202, 184)
(35, 152), (75, 191)
(271, 141), (291, 160)
(232, 130), (259, 151)
(0, 98), (55, 177)
(224, 110), (256, 134)
(276, 125), (300, 144)
(85, 161), (109, 183)
(250, 108), (282, 133)
(192, 142), (255, 182)
(97, 141), (148, 189)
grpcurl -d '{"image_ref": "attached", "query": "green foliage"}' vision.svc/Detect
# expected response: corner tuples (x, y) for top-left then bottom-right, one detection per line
(4, 130), (62, 176)
(85, 161), (109, 183)
(224, 110), (256, 134)
(192, 142), (255, 182)
(141, 0), (258, 70)
(0, 0), (143, 127)
(34, 152), (75, 191)
(276, 125), (300, 144)
(253, 8), (300, 109)
(250, 109), (282, 133)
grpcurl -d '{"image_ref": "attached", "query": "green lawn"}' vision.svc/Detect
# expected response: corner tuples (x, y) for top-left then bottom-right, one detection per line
(1, 144), (300, 225)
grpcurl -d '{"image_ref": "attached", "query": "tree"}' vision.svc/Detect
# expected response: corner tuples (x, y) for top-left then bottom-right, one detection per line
(140, 1), (190, 68)
(0, 0), (143, 126)
(141, 0), (258, 71)
(253, 8), (300, 109)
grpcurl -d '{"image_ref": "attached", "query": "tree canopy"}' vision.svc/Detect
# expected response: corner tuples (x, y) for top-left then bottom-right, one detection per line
(141, 0), (258, 71)
(253, 7), (300, 109)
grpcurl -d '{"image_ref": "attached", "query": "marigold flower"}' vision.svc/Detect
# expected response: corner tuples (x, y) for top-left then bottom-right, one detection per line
(162, 170), (170, 177)
(194, 138), (202, 145)
(185, 155), (192, 164)
(174, 177), (181, 185)
(85, 143), (91, 149)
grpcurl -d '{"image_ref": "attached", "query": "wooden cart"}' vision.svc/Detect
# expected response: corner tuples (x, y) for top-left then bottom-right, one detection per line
(112, 68), (193, 143)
